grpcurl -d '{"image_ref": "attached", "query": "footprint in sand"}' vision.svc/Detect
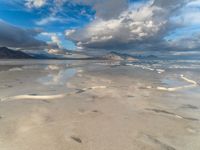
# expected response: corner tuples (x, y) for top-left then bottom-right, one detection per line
(70, 136), (82, 143)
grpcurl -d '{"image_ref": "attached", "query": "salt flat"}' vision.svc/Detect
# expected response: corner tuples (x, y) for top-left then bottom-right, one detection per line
(0, 59), (200, 150)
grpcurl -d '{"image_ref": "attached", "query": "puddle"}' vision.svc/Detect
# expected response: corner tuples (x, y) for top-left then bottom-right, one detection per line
(38, 68), (77, 85)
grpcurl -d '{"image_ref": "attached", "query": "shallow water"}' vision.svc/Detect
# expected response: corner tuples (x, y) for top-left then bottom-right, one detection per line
(0, 59), (200, 150)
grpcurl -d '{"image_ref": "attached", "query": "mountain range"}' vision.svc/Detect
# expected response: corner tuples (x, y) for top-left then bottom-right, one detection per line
(0, 47), (34, 59)
(0, 47), (157, 61)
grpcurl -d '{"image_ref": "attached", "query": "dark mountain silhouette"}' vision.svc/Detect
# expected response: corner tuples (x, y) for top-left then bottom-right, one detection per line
(0, 47), (34, 59)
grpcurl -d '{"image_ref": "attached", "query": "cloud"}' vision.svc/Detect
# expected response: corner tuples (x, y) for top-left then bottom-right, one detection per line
(20, 0), (200, 51)
(51, 35), (61, 48)
(25, 0), (128, 19)
(169, 33), (200, 50)
(176, 0), (200, 26)
(40, 32), (62, 48)
(25, 0), (47, 8)
(152, 0), (189, 10)
(65, 0), (200, 51)
(71, 0), (128, 19)
(40, 32), (69, 56)
(0, 20), (47, 50)
(65, 1), (169, 50)
(36, 16), (67, 25)
(33, 0), (128, 26)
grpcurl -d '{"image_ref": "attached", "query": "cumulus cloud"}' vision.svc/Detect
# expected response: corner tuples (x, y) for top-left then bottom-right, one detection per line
(40, 32), (68, 55)
(20, 0), (200, 51)
(51, 35), (61, 48)
(0, 20), (47, 50)
(65, 0), (200, 51)
(65, 1), (168, 50)
(40, 32), (62, 48)
(25, 0), (47, 8)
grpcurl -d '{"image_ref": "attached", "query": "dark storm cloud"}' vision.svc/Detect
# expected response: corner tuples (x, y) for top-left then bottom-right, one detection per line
(65, 0), (199, 51)
(0, 20), (47, 50)
(65, 0), (169, 50)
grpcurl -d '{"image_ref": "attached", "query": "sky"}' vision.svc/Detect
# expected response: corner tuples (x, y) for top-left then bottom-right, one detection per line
(0, 0), (200, 55)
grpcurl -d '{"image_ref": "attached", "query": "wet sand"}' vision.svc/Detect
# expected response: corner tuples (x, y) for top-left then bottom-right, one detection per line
(0, 59), (200, 150)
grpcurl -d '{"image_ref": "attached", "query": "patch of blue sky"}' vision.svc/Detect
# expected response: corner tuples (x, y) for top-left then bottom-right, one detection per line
(165, 25), (200, 41)
(129, 0), (149, 3)
(36, 32), (76, 50)
(0, 0), (95, 30)
(61, 38), (76, 50)
(128, 0), (150, 10)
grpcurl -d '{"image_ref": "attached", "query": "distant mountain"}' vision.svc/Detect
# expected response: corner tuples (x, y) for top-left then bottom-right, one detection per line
(101, 51), (137, 61)
(29, 53), (56, 59)
(0, 47), (34, 59)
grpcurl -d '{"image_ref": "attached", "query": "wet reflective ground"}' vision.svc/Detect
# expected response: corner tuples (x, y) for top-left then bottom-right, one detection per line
(0, 59), (200, 150)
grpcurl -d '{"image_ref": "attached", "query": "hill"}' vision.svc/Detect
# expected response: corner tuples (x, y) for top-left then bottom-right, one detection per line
(0, 47), (34, 59)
